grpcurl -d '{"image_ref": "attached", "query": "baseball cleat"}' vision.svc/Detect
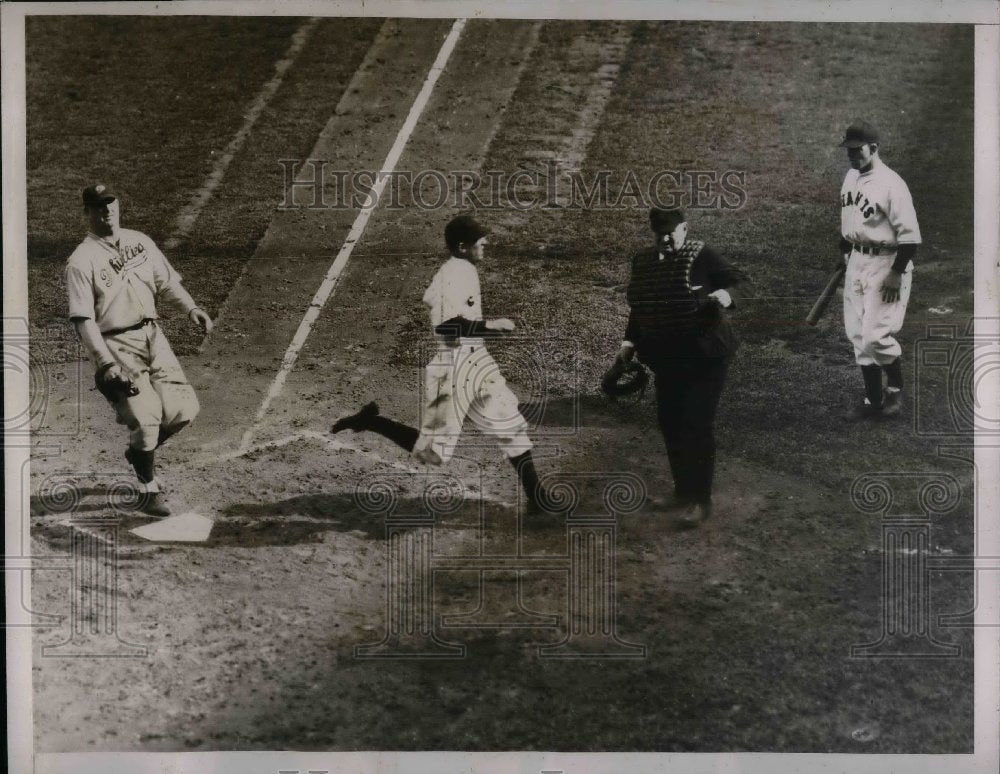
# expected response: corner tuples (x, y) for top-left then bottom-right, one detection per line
(674, 500), (711, 529)
(138, 492), (171, 518)
(330, 401), (379, 434)
(881, 389), (903, 418)
(412, 446), (442, 466)
(846, 400), (883, 421)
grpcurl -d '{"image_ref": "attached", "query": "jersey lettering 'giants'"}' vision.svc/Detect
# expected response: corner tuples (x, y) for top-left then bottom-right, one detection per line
(840, 190), (879, 219)
(840, 157), (922, 248)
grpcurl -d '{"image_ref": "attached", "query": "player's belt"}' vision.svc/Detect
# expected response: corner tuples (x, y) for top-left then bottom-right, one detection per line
(101, 318), (156, 337)
(851, 242), (892, 256)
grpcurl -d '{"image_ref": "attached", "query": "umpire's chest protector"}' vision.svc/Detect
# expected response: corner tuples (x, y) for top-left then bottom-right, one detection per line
(627, 240), (737, 360)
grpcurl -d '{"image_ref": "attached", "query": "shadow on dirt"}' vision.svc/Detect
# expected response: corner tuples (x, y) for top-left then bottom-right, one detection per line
(213, 493), (519, 548)
(521, 393), (653, 432)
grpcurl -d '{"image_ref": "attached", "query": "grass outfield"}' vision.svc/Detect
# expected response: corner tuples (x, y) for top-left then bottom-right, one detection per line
(26, 16), (383, 351)
(482, 21), (974, 487)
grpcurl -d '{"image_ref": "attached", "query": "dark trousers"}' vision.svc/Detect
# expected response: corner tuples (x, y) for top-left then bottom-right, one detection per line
(649, 356), (729, 503)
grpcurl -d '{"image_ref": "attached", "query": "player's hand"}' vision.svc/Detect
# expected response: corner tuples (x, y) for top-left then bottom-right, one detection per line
(708, 289), (732, 308)
(95, 362), (139, 401)
(486, 318), (515, 333)
(880, 270), (902, 303)
(616, 343), (635, 363)
(102, 363), (125, 382)
(190, 307), (214, 334)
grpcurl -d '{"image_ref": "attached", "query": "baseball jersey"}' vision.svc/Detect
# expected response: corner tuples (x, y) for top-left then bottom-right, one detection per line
(840, 157), (922, 248)
(423, 256), (484, 333)
(65, 228), (196, 333)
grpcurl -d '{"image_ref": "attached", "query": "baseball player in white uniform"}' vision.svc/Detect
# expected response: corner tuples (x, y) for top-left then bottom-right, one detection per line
(66, 184), (213, 516)
(837, 121), (921, 419)
(331, 215), (551, 513)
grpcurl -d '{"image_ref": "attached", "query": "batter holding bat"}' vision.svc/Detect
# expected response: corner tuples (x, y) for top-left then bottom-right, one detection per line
(836, 120), (921, 419)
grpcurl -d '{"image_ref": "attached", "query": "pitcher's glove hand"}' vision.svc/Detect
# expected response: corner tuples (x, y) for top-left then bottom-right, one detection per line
(95, 363), (139, 402)
(600, 358), (649, 398)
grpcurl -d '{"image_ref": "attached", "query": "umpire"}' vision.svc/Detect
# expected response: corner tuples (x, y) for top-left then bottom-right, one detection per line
(616, 207), (740, 527)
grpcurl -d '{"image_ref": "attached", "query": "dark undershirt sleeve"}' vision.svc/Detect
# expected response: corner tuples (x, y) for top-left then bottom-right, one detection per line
(892, 243), (917, 274)
(624, 309), (639, 344)
(701, 246), (741, 290)
(700, 245), (740, 309)
(434, 316), (493, 340)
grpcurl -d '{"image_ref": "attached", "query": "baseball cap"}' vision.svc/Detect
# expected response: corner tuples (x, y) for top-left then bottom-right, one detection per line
(649, 207), (685, 232)
(82, 183), (118, 207)
(839, 121), (880, 148)
(444, 215), (489, 252)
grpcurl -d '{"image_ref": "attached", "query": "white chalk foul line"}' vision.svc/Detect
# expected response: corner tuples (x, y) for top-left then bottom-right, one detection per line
(238, 18), (467, 455)
(163, 17), (320, 251)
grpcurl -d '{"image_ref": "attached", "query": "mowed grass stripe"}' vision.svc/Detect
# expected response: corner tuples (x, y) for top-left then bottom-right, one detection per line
(164, 17), (321, 251)
(238, 19), (468, 454)
(162, 17), (383, 354)
(478, 21), (973, 484)
(25, 17), (384, 352)
(25, 17), (303, 325)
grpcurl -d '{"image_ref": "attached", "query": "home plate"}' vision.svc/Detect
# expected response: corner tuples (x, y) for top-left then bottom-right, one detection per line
(131, 512), (214, 542)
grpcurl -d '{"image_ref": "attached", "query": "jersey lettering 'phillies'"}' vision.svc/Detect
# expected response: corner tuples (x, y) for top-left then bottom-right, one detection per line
(65, 228), (196, 334)
(839, 157), (921, 248)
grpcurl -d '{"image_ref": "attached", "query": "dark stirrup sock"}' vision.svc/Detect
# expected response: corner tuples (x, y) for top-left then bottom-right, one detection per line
(510, 449), (543, 503)
(882, 358), (903, 391)
(861, 364), (884, 407)
(125, 447), (155, 483)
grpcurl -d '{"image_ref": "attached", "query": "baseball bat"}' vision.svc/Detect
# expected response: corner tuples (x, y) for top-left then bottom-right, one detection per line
(805, 265), (846, 326)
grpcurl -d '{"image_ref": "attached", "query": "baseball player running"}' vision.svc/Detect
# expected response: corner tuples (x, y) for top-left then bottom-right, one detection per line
(837, 120), (921, 419)
(331, 215), (552, 514)
(66, 184), (213, 516)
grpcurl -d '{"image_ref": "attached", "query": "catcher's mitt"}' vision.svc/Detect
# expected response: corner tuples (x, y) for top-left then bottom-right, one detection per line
(95, 363), (139, 402)
(600, 358), (649, 398)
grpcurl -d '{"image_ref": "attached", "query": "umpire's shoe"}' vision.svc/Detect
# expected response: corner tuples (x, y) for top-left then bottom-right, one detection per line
(331, 402), (379, 433)
(674, 499), (712, 530)
(846, 398), (883, 421)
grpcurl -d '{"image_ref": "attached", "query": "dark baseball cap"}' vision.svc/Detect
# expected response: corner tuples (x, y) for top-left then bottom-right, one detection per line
(82, 183), (118, 207)
(839, 121), (880, 148)
(444, 215), (489, 251)
(649, 207), (685, 232)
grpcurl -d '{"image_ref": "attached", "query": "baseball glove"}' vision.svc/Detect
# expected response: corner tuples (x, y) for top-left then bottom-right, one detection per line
(600, 358), (649, 398)
(95, 363), (139, 402)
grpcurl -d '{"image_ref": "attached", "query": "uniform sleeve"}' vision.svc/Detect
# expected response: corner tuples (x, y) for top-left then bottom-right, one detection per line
(150, 240), (198, 314)
(422, 267), (442, 309)
(65, 263), (96, 321)
(432, 261), (478, 323)
(623, 252), (641, 344)
(887, 177), (922, 244)
(701, 245), (741, 290)
(624, 309), (640, 346)
(422, 266), (444, 332)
